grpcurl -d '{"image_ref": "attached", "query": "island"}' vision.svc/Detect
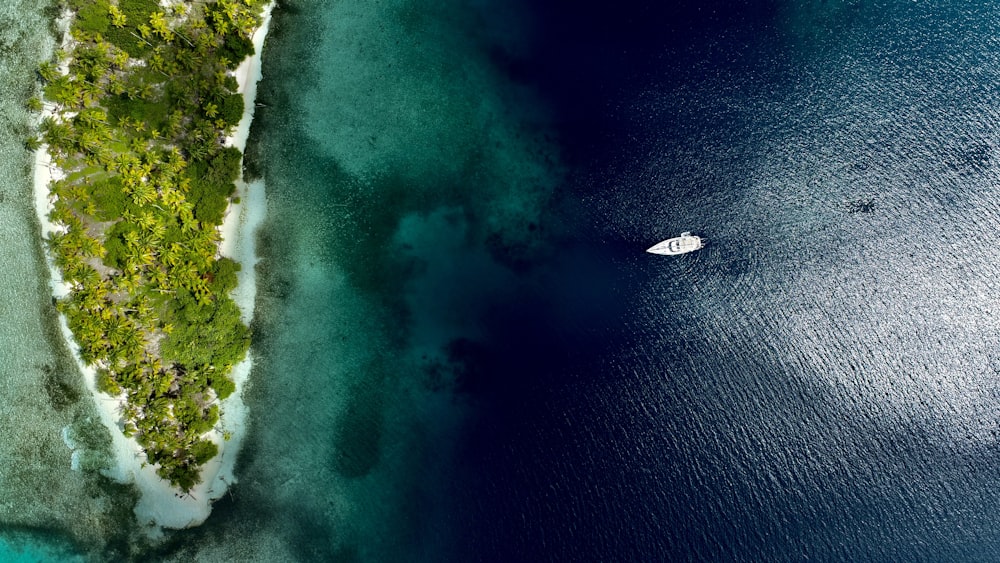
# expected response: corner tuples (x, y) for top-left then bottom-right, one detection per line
(31, 0), (271, 503)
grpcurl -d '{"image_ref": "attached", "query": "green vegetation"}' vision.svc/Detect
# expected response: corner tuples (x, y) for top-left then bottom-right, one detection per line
(35, 0), (268, 491)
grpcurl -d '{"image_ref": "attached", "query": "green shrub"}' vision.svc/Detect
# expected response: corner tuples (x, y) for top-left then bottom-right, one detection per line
(212, 375), (236, 400)
(185, 146), (242, 225)
(190, 439), (218, 465)
(208, 146), (243, 185)
(216, 32), (254, 68)
(103, 28), (144, 57)
(103, 0), (160, 55)
(105, 94), (170, 132)
(220, 93), (244, 127)
(159, 462), (199, 492)
(203, 404), (220, 429)
(95, 369), (121, 395)
(194, 192), (228, 224)
(73, 0), (110, 35)
(89, 175), (128, 220)
(102, 220), (140, 269)
(117, 0), (160, 16)
(161, 294), (249, 369)
(211, 257), (240, 294)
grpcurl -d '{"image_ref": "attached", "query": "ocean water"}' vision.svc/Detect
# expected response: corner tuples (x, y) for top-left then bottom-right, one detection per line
(455, 1), (1000, 560)
(7, 0), (1000, 560)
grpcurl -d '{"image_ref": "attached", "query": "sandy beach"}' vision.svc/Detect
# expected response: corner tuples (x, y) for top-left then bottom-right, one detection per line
(32, 3), (274, 531)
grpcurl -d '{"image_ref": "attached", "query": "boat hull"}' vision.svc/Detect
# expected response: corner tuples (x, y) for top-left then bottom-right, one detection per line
(646, 233), (703, 255)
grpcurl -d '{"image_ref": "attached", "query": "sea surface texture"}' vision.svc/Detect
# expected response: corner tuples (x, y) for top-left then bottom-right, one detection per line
(5, 0), (1000, 560)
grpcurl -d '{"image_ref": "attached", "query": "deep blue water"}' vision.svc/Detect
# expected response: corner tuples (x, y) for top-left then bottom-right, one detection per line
(450, 1), (1000, 561)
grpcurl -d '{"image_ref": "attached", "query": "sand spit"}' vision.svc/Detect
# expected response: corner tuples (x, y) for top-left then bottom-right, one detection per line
(32, 3), (274, 532)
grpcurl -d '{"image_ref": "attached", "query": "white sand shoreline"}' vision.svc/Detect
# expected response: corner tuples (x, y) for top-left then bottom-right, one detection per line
(32, 3), (274, 532)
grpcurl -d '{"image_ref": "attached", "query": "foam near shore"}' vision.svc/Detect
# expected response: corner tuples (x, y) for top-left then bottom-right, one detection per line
(32, 3), (274, 532)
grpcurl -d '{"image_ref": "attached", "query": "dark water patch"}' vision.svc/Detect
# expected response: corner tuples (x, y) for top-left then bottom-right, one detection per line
(945, 141), (993, 175)
(332, 378), (385, 479)
(286, 508), (342, 562)
(39, 363), (80, 412)
(441, 243), (640, 419)
(251, 116), (440, 310)
(251, 226), (296, 315)
(495, 0), (787, 166)
(441, 338), (487, 395)
(457, 292), (1000, 559)
(483, 225), (540, 274)
(418, 339), (483, 395)
(844, 196), (876, 214)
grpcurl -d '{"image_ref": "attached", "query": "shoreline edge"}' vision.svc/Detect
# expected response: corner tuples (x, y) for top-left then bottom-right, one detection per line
(31, 2), (275, 532)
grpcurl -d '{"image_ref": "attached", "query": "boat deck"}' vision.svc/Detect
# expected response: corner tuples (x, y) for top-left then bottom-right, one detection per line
(646, 234), (703, 255)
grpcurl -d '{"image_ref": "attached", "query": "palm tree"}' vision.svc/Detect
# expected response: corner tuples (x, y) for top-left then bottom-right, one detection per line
(47, 201), (76, 228)
(120, 272), (142, 294)
(80, 81), (103, 106)
(178, 202), (197, 230)
(149, 220), (167, 242)
(46, 75), (76, 107)
(79, 234), (105, 258)
(138, 247), (156, 268)
(38, 61), (58, 83)
(139, 82), (155, 101)
(149, 267), (172, 291)
(77, 108), (108, 128)
(167, 147), (187, 171)
(149, 12), (175, 42)
(136, 210), (158, 231)
(123, 229), (142, 250)
(174, 260), (201, 292)
(109, 5), (127, 28)
(160, 186), (186, 213)
(41, 117), (71, 149)
(107, 75), (126, 95)
(150, 51), (168, 75)
(162, 242), (184, 267)
(113, 50), (129, 69)
(131, 183), (157, 206)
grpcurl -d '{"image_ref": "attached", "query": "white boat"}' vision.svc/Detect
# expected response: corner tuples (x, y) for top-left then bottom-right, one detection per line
(646, 232), (703, 255)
